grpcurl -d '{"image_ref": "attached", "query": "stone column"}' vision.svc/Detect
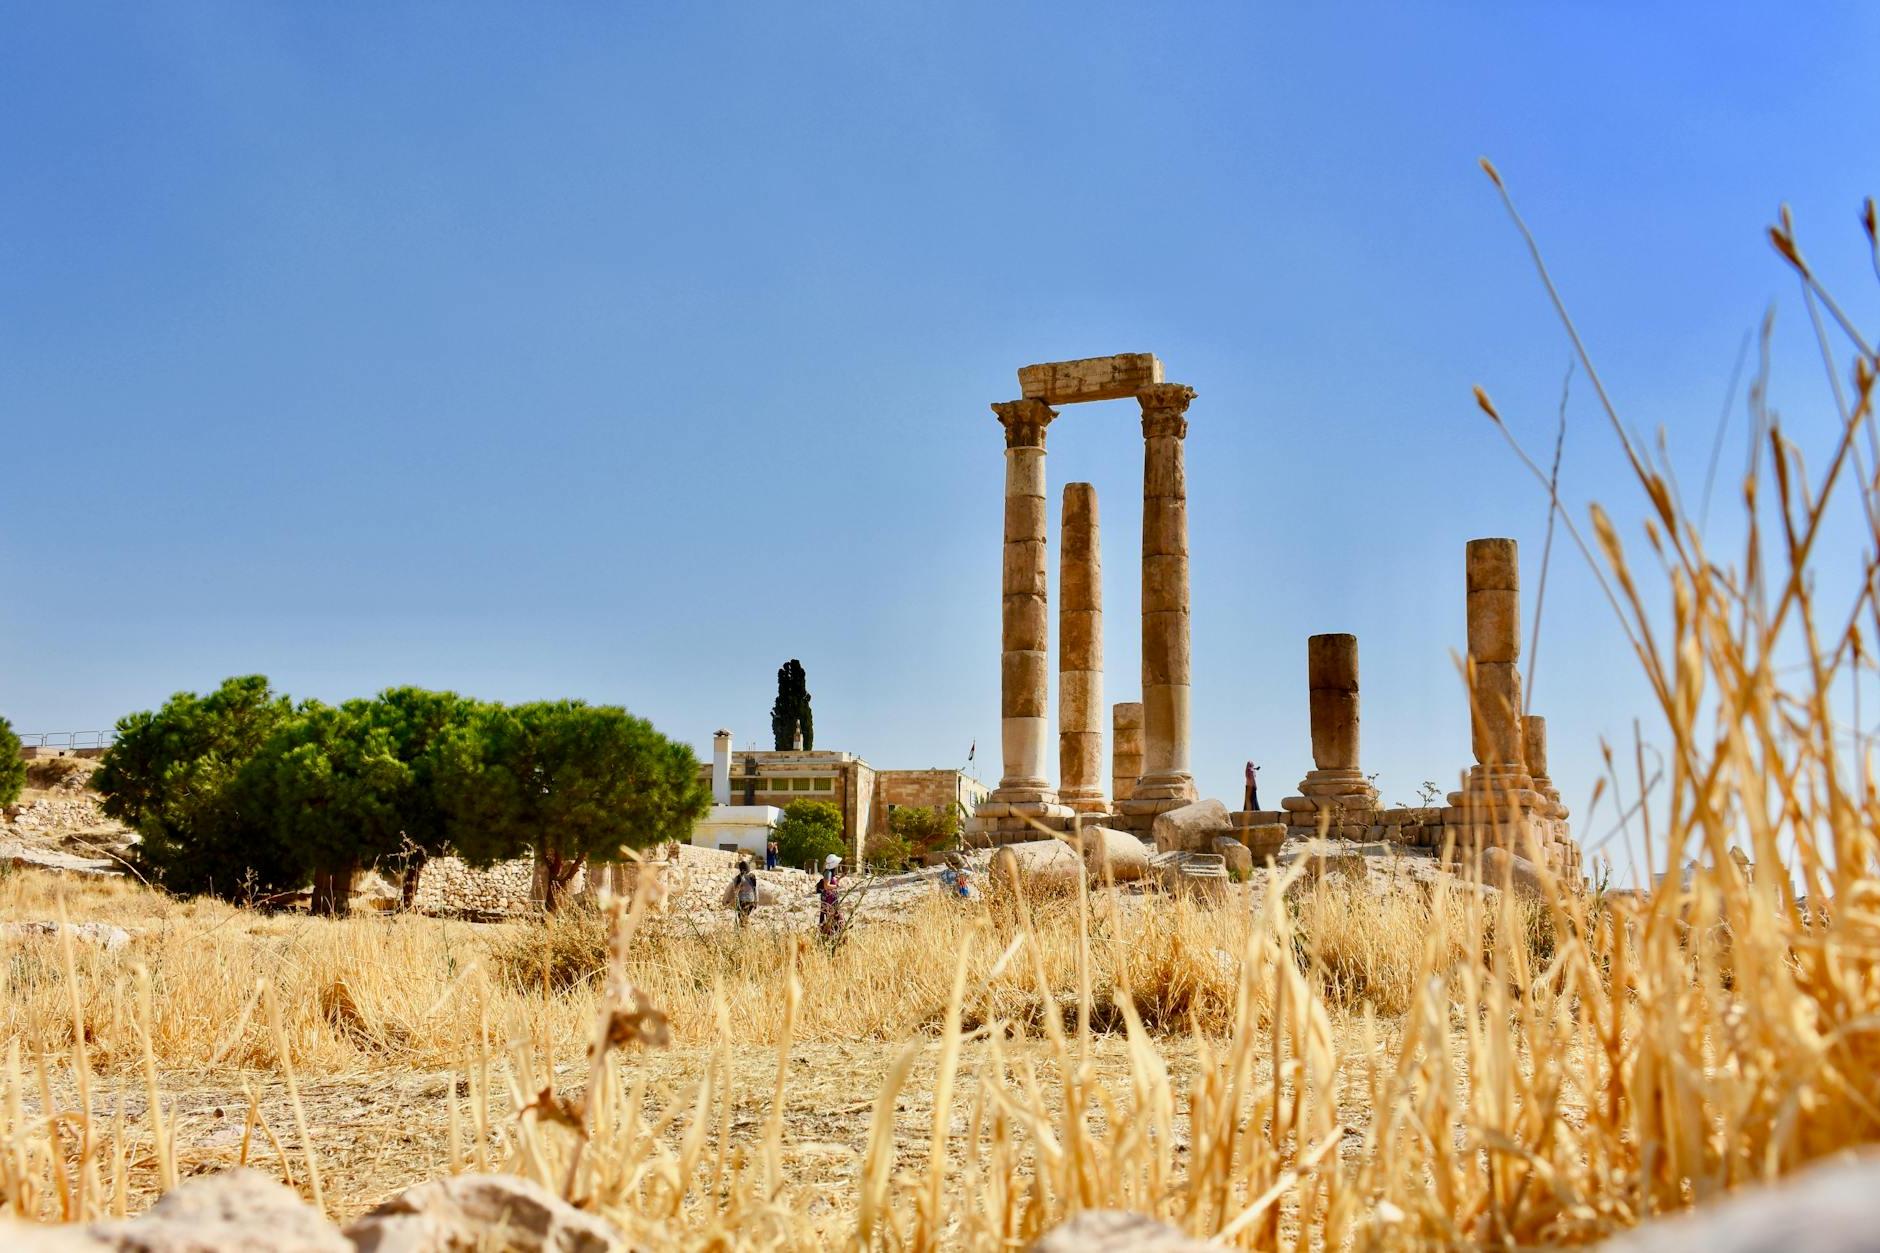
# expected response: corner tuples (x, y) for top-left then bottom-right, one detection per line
(1285, 633), (1379, 813)
(1522, 715), (1563, 809)
(989, 398), (1059, 806)
(1467, 539), (1528, 779)
(1309, 634), (1360, 772)
(1449, 538), (1539, 826)
(1127, 383), (1199, 810)
(1112, 701), (1143, 807)
(1058, 483), (1107, 814)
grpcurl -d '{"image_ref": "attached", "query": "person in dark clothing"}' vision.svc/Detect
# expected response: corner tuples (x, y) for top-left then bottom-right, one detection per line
(733, 859), (758, 924)
(765, 840), (779, 872)
(1244, 761), (1261, 811)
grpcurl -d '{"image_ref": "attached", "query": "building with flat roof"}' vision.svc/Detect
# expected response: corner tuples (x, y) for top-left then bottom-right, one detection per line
(692, 732), (989, 868)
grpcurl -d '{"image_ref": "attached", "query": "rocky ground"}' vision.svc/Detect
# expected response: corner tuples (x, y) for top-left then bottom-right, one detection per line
(1, 756), (135, 875)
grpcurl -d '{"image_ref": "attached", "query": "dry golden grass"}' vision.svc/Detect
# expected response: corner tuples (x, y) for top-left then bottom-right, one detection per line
(6, 182), (1880, 1247)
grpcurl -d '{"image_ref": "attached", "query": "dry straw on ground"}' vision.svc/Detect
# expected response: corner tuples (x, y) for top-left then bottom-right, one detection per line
(5, 180), (1880, 1247)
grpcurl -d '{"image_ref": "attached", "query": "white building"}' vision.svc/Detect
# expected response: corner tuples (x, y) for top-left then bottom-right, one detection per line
(691, 729), (782, 860)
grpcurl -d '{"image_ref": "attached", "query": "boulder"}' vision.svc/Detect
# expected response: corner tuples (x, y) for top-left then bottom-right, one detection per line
(1211, 837), (1253, 877)
(1, 922), (132, 950)
(0, 1221), (110, 1251)
(1078, 827), (1151, 882)
(87, 1168), (349, 1252)
(1027, 1209), (1215, 1251)
(1480, 846), (1546, 896)
(989, 839), (1085, 887)
(345, 1174), (625, 1253)
(0, 841), (116, 876)
(1150, 799), (1232, 854)
(1597, 1153), (1880, 1252)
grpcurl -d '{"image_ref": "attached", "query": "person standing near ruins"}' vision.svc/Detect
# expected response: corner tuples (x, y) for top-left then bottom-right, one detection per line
(765, 839), (779, 872)
(816, 853), (843, 943)
(1245, 761), (1261, 811)
(732, 859), (758, 925)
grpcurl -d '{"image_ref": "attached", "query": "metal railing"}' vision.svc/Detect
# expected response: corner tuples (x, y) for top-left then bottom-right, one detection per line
(19, 731), (116, 751)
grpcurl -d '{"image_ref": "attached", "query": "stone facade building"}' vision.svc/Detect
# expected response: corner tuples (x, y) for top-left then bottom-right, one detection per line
(693, 748), (988, 865)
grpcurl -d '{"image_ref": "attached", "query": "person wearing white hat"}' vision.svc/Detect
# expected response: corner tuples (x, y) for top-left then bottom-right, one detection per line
(816, 854), (844, 943)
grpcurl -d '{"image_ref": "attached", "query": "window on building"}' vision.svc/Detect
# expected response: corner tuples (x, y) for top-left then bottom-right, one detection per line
(812, 777), (833, 792)
(793, 777), (813, 791)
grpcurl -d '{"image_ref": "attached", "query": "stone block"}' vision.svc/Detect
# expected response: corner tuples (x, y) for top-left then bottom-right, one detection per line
(1142, 500), (1187, 559)
(1059, 610), (1101, 662)
(1005, 595), (1047, 653)
(1468, 662), (1524, 764)
(1141, 619), (1191, 685)
(991, 839), (1084, 886)
(1004, 491), (1046, 537)
(1306, 633), (1359, 690)
(347, 1173), (627, 1253)
(1467, 589), (1521, 663)
(1466, 537), (1519, 592)
(1151, 797), (1233, 853)
(1001, 652), (1049, 718)
(1080, 826), (1151, 881)
(1002, 540), (1047, 595)
(1018, 353), (1163, 405)
(1212, 836), (1253, 876)
(1142, 448), (1188, 498)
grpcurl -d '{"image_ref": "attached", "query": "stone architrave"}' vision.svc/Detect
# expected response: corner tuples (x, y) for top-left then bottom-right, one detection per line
(967, 398), (1074, 843)
(1116, 383), (1199, 829)
(1112, 701), (1144, 806)
(1018, 354), (1164, 405)
(1281, 633), (1379, 824)
(1058, 483), (1107, 815)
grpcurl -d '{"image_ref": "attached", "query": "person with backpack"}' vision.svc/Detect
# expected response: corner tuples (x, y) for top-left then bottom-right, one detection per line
(815, 853), (843, 943)
(732, 859), (759, 925)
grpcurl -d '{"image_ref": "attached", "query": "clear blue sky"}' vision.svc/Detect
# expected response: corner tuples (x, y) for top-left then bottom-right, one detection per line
(4, 4), (1875, 882)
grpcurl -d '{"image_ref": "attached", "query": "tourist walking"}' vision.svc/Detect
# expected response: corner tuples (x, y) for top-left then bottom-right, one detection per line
(816, 853), (844, 945)
(732, 859), (759, 925)
(1244, 761), (1261, 811)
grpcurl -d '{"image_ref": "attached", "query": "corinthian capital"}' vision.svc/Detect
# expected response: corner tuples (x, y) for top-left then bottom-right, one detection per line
(1137, 383), (1196, 440)
(992, 397), (1058, 449)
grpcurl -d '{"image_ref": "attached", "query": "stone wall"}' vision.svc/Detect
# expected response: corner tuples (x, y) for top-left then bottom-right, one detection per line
(408, 855), (591, 918)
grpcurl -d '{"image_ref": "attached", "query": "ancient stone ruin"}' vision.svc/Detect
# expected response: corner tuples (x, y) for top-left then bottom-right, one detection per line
(963, 352), (1580, 876)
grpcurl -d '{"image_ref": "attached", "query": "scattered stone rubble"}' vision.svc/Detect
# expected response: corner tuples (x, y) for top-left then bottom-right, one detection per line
(0, 1168), (626, 1252)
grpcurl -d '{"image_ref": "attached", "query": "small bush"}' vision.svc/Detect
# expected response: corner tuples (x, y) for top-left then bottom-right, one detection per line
(863, 830), (916, 873)
(25, 757), (87, 790)
(491, 902), (610, 992)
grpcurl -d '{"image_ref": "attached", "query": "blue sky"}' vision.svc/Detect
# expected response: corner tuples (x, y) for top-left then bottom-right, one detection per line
(4, 4), (1875, 882)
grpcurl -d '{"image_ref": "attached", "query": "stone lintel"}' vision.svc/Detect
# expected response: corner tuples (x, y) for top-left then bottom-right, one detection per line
(1018, 353), (1164, 404)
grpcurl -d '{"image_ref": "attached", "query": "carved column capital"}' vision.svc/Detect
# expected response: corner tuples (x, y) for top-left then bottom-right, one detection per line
(992, 397), (1058, 449)
(1137, 383), (1196, 440)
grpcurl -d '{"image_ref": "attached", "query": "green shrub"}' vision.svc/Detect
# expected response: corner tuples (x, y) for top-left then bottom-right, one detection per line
(0, 718), (23, 807)
(773, 799), (845, 869)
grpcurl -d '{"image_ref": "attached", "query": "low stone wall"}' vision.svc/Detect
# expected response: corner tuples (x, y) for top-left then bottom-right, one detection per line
(407, 855), (591, 918)
(1230, 805), (1578, 875)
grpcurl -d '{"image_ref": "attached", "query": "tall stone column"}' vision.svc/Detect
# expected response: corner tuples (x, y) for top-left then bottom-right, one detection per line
(1449, 538), (1539, 828)
(1125, 383), (1199, 814)
(1283, 634), (1378, 823)
(986, 398), (1063, 810)
(1058, 483), (1107, 814)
